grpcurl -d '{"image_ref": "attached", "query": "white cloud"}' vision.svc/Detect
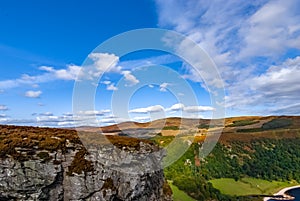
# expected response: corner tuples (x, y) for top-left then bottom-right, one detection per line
(225, 56), (300, 113)
(106, 83), (118, 91)
(155, 0), (300, 115)
(39, 112), (53, 116)
(159, 82), (171, 92)
(129, 103), (214, 115)
(0, 109), (114, 127)
(238, 0), (300, 58)
(76, 110), (111, 116)
(0, 65), (82, 90)
(0, 118), (8, 123)
(122, 70), (139, 86)
(183, 106), (215, 113)
(0, 105), (8, 111)
(87, 53), (121, 77)
(40, 65), (81, 80)
(129, 105), (164, 114)
(270, 103), (300, 115)
(166, 103), (214, 113)
(155, 0), (300, 64)
(148, 84), (154, 88)
(132, 116), (151, 122)
(101, 80), (111, 85)
(101, 79), (118, 91)
(37, 115), (59, 122)
(25, 90), (42, 98)
(166, 103), (185, 111)
(249, 56), (300, 103)
(0, 114), (7, 118)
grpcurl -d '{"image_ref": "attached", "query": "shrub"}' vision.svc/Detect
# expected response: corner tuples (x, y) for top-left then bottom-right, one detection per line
(163, 126), (180, 130)
(67, 148), (94, 176)
(37, 151), (52, 162)
(228, 120), (259, 127)
(262, 118), (292, 130)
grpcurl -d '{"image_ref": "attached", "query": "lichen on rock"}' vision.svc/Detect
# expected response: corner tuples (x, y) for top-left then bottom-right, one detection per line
(0, 125), (172, 200)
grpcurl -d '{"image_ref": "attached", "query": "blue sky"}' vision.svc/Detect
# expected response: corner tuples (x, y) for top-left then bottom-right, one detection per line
(0, 0), (300, 127)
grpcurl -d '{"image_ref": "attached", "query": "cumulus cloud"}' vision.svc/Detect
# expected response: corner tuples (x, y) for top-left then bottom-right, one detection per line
(39, 65), (81, 80)
(183, 106), (215, 113)
(76, 110), (111, 116)
(239, 0), (300, 58)
(101, 80), (118, 91)
(166, 103), (185, 111)
(132, 116), (151, 122)
(0, 105), (8, 111)
(166, 103), (214, 113)
(106, 83), (118, 91)
(155, 0), (300, 115)
(225, 56), (300, 113)
(86, 53), (121, 78)
(0, 114), (7, 118)
(122, 71), (139, 86)
(159, 82), (171, 92)
(101, 80), (111, 85)
(35, 110), (113, 127)
(39, 112), (53, 116)
(0, 64), (82, 90)
(129, 103), (214, 115)
(25, 90), (42, 98)
(156, 0), (300, 62)
(129, 105), (164, 114)
(0, 53), (119, 91)
(251, 57), (300, 93)
(270, 103), (300, 115)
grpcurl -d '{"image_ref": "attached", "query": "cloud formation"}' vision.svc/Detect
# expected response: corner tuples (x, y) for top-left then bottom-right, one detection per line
(129, 105), (164, 114)
(0, 65), (82, 90)
(25, 90), (42, 98)
(159, 82), (171, 92)
(39, 65), (81, 80)
(122, 71), (139, 86)
(0, 105), (8, 111)
(155, 0), (300, 115)
(130, 103), (214, 114)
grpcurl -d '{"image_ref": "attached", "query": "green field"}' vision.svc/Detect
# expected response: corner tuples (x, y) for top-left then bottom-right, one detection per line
(209, 178), (296, 196)
(168, 181), (196, 201)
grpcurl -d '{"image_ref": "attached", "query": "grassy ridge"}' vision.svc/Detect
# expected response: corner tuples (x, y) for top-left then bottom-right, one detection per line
(209, 178), (296, 196)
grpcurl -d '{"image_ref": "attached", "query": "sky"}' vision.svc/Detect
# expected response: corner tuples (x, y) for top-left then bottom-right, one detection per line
(0, 0), (300, 127)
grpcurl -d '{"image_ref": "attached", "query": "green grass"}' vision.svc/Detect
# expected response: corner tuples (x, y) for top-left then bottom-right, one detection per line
(168, 181), (196, 201)
(163, 126), (180, 130)
(150, 135), (174, 147)
(209, 178), (296, 196)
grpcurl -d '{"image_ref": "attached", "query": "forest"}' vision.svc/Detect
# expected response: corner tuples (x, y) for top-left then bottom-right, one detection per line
(162, 135), (300, 200)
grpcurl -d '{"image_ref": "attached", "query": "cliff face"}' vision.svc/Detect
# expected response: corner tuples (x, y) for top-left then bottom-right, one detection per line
(0, 125), (172, 201)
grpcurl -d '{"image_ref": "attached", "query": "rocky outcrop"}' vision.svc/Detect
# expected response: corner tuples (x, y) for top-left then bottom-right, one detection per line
(0, 125), (172, 201)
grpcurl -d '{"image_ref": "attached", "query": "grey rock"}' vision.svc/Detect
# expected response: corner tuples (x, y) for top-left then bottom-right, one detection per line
(0, 143), (172, 201)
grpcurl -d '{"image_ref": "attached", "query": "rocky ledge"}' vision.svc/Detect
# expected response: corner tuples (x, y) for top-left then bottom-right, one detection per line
(0, 125), (172, 201)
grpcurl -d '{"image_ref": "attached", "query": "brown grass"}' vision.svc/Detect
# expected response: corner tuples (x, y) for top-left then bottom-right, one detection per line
(66, 147), (94, 176)
(0, 125), (159, 160)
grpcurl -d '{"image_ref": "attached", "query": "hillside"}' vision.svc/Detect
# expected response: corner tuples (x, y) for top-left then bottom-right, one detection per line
(79, 115), (299, 134)
(158, 116), (300, 201)
(0, 115), (300, 200)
